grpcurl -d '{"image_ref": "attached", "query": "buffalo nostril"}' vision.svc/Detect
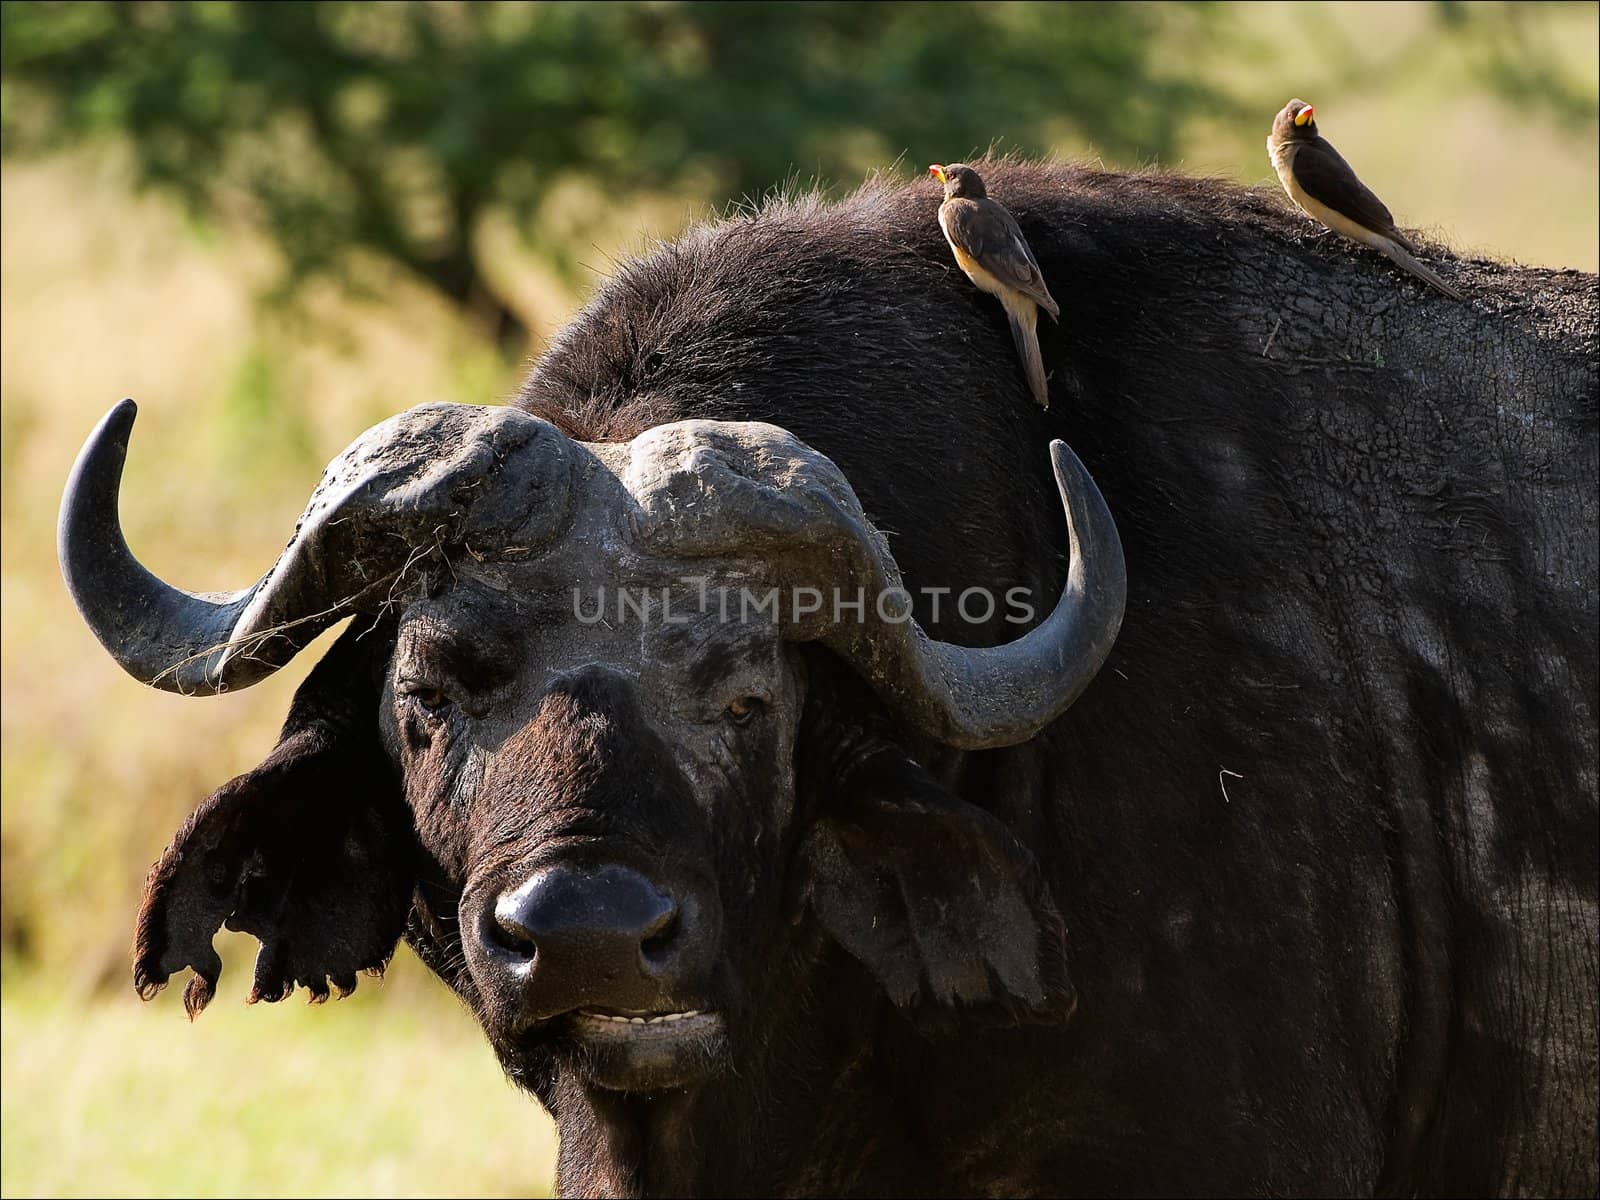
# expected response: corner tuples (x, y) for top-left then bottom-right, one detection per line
(490, 892), (541, 962)
(640, 908), (680, 968)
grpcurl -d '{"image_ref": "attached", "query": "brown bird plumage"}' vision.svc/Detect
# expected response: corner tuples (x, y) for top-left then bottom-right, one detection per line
(930, 163), (1061, 408)
(1268, 99), (1464, 300)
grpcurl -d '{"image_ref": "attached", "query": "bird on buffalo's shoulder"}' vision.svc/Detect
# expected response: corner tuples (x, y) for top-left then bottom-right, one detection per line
(930, 162), (1061, 408)
(1268, 99), (1465, 300)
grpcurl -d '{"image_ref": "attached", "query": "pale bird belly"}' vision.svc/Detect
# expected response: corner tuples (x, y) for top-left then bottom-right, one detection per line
(1270, 142), (1391, 251)
(938, 209), (1014, 302)
(950, 243), (1012, 299)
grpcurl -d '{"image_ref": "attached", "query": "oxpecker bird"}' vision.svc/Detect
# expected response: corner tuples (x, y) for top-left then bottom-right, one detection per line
(930, 163), (1061, 408)
(1268, 99), (1464, 300)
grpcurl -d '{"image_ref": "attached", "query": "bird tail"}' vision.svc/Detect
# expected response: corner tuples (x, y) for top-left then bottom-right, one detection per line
(1378, 238), (1465, 301)
(1004, 298), (1051, 409)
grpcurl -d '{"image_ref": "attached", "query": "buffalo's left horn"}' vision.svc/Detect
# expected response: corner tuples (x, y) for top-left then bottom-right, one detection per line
(624, 421), (1126, 750)
(59, 400), (573, 694)
(831, 439), (1125, 749)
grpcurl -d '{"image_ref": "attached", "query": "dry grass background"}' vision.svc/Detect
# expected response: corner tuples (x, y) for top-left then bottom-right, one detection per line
(2, 3), (1596, 1196)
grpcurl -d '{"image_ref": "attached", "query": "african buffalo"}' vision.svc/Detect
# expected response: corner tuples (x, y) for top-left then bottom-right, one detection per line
(60, 160), (1598, 1196)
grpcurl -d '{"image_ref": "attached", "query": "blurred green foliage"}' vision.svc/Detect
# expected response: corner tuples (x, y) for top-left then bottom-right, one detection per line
(4, 1), (1592, 350)
(0, 0), (1232, 345)
(1434, 0), (1600, 127)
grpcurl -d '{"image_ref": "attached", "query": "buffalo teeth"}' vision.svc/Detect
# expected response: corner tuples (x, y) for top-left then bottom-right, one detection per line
(582, 1009), (703, 1024)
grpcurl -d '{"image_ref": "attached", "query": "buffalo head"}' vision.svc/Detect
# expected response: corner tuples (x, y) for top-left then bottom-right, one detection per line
(60, 399), (1123, 1149)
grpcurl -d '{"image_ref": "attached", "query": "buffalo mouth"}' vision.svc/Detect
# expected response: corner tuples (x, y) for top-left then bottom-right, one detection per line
(549, 1007), (730, 1092)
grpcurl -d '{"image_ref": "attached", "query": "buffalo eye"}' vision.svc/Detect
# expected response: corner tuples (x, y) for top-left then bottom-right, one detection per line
(724, 696), (764, 726)
(398, 680), (452, 717)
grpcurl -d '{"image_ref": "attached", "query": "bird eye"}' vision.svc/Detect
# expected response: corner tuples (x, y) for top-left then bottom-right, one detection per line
(724, 696), (764, 726)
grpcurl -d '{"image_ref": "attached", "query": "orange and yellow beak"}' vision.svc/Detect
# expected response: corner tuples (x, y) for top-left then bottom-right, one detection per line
(929, 164), (947, 184)
(1293, 104), (1315, 127)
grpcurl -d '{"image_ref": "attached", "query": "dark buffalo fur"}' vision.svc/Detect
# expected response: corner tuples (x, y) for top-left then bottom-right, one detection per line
(133, 158), (1597, 1196)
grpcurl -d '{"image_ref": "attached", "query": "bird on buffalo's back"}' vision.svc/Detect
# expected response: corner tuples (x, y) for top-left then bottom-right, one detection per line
(1268, 99), (1465, 300)
(930, 162), (1061, 409)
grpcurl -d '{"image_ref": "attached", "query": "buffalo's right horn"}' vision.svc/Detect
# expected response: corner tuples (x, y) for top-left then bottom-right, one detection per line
(58, 400), (574, 695)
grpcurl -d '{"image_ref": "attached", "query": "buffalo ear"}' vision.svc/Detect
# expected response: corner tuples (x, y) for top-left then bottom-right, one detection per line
(797, 741), (1075, 1030)
(133, 624), (414, 1016)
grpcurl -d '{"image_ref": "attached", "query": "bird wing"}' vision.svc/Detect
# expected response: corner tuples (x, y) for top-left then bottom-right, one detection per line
(1290, 138), (1401, 240)
(942, 198), (1059, 317)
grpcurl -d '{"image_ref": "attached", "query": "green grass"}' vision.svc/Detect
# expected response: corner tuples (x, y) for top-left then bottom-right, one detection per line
(0, 951), (557, 1198)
